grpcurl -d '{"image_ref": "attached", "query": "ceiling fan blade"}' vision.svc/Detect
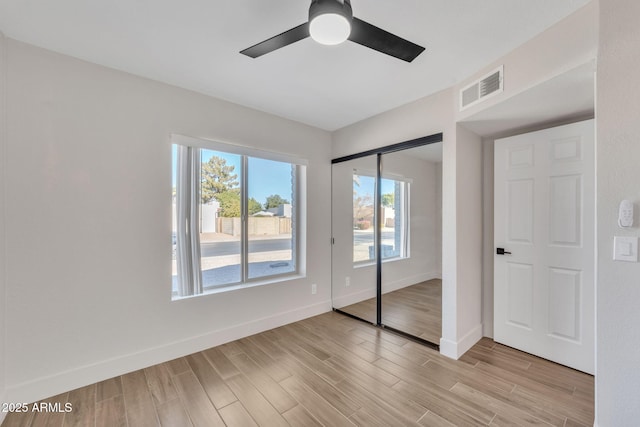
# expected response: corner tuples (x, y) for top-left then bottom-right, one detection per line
(240, 23), (310, 58)
(349, 17), (425, 62)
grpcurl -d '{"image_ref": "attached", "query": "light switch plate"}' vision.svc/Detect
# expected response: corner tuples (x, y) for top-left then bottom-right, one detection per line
(613, 236), (638, 262)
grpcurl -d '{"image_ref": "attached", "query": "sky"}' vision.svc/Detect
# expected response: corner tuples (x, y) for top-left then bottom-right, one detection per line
(172, 145), (293, 207)
(354, 173), (396, 199)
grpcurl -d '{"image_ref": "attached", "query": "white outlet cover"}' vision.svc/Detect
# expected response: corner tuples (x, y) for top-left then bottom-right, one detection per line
(613, 236), (638, 262)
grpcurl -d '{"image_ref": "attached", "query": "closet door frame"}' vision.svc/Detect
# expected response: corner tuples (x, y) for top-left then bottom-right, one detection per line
(331, 132), (442, 347)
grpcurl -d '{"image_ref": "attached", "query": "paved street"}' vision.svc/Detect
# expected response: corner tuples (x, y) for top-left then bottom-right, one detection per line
(352, 230), (394, 245)
(200, 238), (291, 256)
(194, 231), (395, 257)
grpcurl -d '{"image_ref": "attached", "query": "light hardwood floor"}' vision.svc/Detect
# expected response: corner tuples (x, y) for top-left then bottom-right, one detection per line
(2, 311), (594, 426)
(339, 279), (442, 344)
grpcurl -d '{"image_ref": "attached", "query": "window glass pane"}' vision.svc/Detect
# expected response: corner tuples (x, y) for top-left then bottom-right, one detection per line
(352, 173), (408, 264)
(381, 178), (407, 259)
(172, 140), (302, 298)
(247, 157), (295, 279)
(353, 173), (375, 262)
(199, 149), (242, 289)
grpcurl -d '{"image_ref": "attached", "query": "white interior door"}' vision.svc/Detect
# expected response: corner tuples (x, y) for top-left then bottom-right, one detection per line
(494, 119), (594, 374)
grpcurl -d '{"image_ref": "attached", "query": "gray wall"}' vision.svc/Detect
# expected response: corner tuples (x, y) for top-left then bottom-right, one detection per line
(596, 0), (640, 423)
(3, 39), (332, 403)
(0, 31), (7, 412)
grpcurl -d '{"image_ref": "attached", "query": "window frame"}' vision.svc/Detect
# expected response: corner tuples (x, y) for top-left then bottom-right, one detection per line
(171, 134), (307, 299)
(352, 169), (411, 266)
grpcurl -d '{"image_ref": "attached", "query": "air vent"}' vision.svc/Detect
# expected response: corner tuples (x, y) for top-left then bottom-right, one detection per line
(460, 65), (504, 111)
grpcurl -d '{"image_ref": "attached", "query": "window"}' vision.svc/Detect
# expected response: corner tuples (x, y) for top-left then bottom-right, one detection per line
(171, 135), (305, 298)
(353, 171), (409, 264)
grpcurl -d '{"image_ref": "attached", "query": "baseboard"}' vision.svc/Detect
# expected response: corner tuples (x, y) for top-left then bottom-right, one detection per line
(440, 323), (483, 360)
(4, 300), (332, 405)
(332, 271), (440, 309)
(482, 321), (494, 339)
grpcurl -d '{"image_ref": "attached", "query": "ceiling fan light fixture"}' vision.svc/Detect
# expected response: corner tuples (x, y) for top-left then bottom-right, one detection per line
(309, 0), (353, 46)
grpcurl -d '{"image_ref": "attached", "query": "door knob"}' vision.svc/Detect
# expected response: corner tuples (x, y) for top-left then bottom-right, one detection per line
(496, 248), (512, 255)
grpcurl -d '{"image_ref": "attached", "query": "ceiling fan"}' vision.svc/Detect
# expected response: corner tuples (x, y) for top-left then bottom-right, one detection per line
(240, 0), (425, 62)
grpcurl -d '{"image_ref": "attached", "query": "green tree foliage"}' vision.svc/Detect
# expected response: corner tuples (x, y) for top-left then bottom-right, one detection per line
(248, 197), (263, 215)
(381, 193), (394, 207)
(264, 194), (290, 209)
(215, 194), (262, 218)
(215, 191), (240, 218)
(201, 156), (239, 203)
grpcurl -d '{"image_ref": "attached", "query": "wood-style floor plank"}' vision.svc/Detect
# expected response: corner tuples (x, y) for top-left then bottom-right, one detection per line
(172, 371), (225, 427)
(96, 377), (122, 403)
(1, 410), (34, 427)
(62, 384), (95, 427)
(281, 405), (322, 427)
(185, 352), (237, 409)
(144, 364), (178, 406)
(0, 311), (593, 427)
(279, 375), (355, 427)
(30, 393), (68, 427)
(417, 410), (457, 427)
(217, 401), (258, 427)
(274, 355), (362, 418)
(224, 374), (289, 427)
(449, 382), (548, 426)
(233, 337), (292, 383)
(332, 378), (425, 426)
(340, 279), (442, 343)
(95, 395), (126, 427)
(120, 370), (159, 427)
(393, 380), (494, 427)
(155, 398), (192, 427)
(227, 352), (297, 414)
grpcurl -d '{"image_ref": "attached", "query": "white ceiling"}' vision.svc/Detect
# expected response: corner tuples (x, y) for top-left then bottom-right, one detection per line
(0, 0), (591, 131)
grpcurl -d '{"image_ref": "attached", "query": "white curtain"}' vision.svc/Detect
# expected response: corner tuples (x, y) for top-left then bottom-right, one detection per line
(176, 145), (203, 296)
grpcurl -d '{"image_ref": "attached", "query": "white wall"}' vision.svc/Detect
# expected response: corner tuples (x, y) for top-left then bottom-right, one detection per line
(1, 1), (616, 415)
(596, 0), (640, 424)
(480, 138), (494, 338)
(439, 124), (483, 357)
(332, 88), (485, 357)
(455, 1), (598, 122)
(459, 1), (598, 339)
(0, 31), (8, 424)
(331, 2), (599, 360)
(331, 152), (441, 309)
(332, 89), (455, 159)
(3, 39), (333, 404)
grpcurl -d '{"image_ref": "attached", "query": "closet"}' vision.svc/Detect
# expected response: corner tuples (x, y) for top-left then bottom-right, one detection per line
(331, 133), (443, 346)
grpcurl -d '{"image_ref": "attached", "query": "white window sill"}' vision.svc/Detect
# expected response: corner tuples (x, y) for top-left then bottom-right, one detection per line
(171, 273), (305, 301)
(353, 256), (409, 269)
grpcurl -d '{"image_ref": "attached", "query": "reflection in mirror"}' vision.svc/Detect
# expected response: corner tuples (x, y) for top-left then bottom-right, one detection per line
(331, 155), (378, 323)
(381, 143), (442, 344)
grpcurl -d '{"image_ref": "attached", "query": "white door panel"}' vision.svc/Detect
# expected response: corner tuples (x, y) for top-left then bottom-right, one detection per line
(494, 119), (594, 374)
